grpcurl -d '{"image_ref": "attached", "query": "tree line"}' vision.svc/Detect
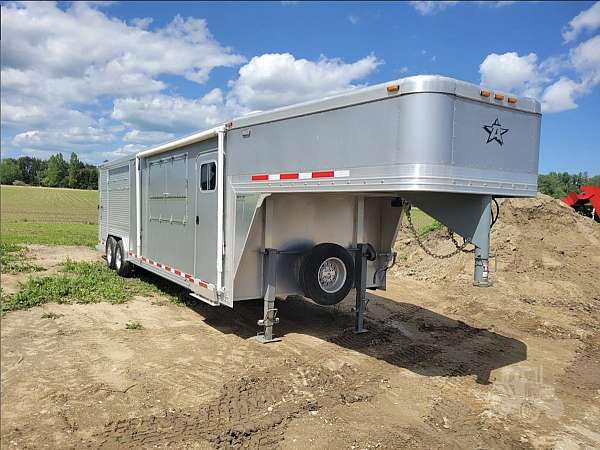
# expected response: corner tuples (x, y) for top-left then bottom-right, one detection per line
(538, 172), (600, 199)
(0, 153), (98, 190)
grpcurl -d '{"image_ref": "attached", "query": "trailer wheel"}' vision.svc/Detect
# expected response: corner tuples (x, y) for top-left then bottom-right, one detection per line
(105, 237), (116, 269)
(114, 240), (133, 277)
(300, 243), (354, 306)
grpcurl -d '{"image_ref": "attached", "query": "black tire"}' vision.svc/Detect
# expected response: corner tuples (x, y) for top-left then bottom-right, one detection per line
(105, 237), (117, 269)
(115, 240), (133, 277)
(300, 243), (354, 306)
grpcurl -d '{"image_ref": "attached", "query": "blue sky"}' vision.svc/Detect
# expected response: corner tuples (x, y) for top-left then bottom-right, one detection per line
(1, 1), (599, 173)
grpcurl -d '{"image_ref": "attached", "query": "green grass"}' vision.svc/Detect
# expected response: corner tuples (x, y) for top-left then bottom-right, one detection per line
(1, 185), (98, 247)
(1, 222), (98, 247)
(408, 208), (437, 235)
(419, 220), (443, 236)
(0, 242), (44, 274)
(41, 312), (64, 320)
(0, 260), (170, 315)
(125, 321), (143, 330)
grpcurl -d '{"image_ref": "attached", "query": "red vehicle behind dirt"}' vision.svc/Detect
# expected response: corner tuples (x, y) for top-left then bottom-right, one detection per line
(561, 185), (600, 222)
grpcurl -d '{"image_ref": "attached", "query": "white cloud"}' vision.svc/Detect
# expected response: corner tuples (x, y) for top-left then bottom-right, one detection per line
(479, 34), (600, 113)
(399, 66), (409, 74)
(123, 129), (176, 144)
(112, 92), (226, 133)
(348, 14), (359, 25)
(570, 34), (600, 85)
(0, 3), (244, 86)
(410, 1), (458, 15)
(226, 53), (382, 112)
(0, 1), (244, 140)
(540, 78), (580, 113)
(12, 127), (115, 151)
(479, 52), (539, 93)
(131, 17), (153, 29)
(562, 1), (600, 43)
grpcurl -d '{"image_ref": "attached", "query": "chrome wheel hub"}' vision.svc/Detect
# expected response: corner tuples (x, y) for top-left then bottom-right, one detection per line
(317, 257), (346, 293)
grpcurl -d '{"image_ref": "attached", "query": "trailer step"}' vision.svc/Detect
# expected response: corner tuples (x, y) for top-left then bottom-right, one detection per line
(189, 292), (220, 307)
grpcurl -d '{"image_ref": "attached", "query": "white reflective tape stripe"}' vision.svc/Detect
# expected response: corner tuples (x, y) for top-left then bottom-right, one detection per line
(268, 173), (280, 181)
(299, 172), (311, 179)
(334, 170), (350, 178)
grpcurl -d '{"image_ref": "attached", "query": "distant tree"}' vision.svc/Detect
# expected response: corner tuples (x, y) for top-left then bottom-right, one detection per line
(43, 153), (69, 187)
(17, 156), (47, 186)
(0, 158), (20, 184)
(80, 165), (99, 190)
(68, 152), (84, 188)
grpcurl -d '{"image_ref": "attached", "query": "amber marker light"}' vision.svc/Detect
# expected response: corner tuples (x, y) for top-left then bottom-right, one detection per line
(508, 97), (518, 104)
(480, 90), (491, 98)
(387, 84), (400, 93)
(494, 93), (505, 101)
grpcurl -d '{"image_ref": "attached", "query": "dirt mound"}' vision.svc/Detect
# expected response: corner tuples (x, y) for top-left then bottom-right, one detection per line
(392, 194), (600, 294)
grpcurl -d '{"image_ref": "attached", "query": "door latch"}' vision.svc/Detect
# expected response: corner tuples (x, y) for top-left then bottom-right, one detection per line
(196, 215), (199, 225)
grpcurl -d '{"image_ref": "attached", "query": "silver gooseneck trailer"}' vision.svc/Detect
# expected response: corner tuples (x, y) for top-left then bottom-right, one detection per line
(98, 75), (541, 342)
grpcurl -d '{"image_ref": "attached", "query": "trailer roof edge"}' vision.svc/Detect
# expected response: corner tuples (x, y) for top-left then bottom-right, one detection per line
(228, 75), (541, 130)
(135, 126), (222, 159)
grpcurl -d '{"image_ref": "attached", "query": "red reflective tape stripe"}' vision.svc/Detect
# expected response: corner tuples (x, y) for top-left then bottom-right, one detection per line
(251, 174), (269, 181)
(136, 256), (212, 290)
(280, 172), (299, 180)
(312, 170), (334, 178)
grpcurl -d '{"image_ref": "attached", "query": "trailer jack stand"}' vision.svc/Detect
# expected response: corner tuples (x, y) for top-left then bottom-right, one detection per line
(256, 248), (281, 343)
(354, 243), (370, 334)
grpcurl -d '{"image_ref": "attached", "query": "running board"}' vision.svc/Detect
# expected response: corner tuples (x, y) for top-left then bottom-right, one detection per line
(189, 292), (220, 306)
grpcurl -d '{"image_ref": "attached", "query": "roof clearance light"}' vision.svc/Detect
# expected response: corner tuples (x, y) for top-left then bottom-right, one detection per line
(508, 97), (518, 104)
(494, 93), (505, 101)
(480, 90), (491, 98)
(387, 84), (400, 93)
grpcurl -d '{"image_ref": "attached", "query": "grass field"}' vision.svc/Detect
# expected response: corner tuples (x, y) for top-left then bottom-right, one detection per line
(1, 185), (98, 247)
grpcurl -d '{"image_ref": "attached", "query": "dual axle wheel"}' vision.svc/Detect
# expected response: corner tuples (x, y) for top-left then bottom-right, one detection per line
(105, 236), (132, 277)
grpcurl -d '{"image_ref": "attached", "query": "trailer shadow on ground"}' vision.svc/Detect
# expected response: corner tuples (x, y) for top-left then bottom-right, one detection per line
(172, 287), (527, 385)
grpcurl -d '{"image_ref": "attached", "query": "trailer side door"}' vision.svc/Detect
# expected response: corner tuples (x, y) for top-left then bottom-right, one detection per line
(194, 152), (219, 287)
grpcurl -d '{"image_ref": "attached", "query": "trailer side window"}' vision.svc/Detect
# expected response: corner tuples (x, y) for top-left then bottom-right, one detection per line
(200, 162), (216, 192)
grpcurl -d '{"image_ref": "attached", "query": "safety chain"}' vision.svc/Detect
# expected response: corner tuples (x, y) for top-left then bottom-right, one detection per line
(403, 203), (474, 259)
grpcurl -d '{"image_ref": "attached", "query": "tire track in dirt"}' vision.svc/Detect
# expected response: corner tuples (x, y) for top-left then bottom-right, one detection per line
(84, 360), (377, 449)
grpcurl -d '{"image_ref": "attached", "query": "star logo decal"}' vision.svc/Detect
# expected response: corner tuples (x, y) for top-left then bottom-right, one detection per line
(483, 118), (509, 146)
